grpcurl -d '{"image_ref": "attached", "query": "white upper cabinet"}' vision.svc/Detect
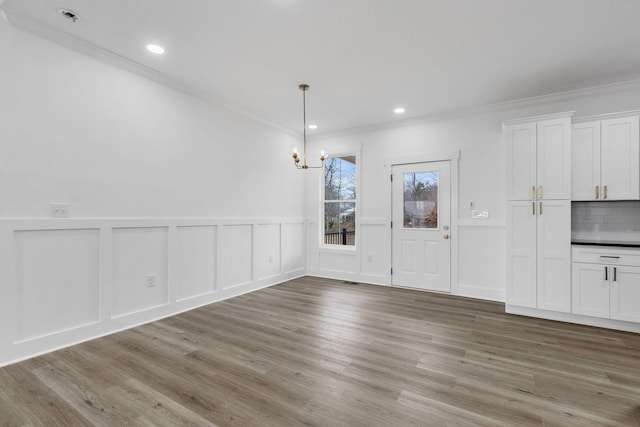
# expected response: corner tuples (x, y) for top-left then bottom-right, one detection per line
(506, 123), (537, 201)
(601, 116), (640, 200)
(537, 118), (572, 200)
(571, 121), (601, 201)
(506, 115), (571, 201)
(572, 114), (639, 201)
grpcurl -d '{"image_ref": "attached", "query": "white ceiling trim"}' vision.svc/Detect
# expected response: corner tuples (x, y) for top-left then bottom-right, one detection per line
(313, 78), (640, 140)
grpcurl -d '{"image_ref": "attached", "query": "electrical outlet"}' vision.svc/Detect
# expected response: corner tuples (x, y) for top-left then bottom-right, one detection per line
(50, 203), (69, 218)
(145, 274), (156, 287)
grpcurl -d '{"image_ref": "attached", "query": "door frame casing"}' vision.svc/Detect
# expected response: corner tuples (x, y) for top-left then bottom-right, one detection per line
(385, 150), (460, 292)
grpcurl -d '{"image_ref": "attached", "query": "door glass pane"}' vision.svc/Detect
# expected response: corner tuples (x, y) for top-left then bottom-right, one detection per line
(403, 171), (439, 229)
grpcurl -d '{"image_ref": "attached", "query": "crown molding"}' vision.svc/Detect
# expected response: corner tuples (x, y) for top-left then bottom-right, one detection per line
(0, 5), (300, 138)
(314, 78), (640, 140)
(503, 111), (575, 126)
(573, 109), (640, 123)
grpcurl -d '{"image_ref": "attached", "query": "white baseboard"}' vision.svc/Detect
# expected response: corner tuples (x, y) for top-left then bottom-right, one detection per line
(506, 305), (640, 334)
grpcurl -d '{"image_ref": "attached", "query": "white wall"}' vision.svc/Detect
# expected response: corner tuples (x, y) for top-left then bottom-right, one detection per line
(0, 21), (307, 366)
(306, 81), (640, 301)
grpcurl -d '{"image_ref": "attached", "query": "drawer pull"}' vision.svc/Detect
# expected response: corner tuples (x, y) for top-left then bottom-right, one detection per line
(604, 185), (608, 199)
(595, 185), (600, 199)
(605, 266), (608, 281)
(613, 267), (617, 282)
(600, 256), (620, 259)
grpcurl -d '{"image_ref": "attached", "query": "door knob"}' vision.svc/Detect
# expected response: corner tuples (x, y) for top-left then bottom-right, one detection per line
(443, 234), (449, 240)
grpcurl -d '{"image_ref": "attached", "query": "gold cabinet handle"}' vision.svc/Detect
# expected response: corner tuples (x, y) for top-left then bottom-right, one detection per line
(604, 185), (608, 199)
(538, 185), (543, 199)
(596, 185), (600, 199)
(531, 185), (536, 200)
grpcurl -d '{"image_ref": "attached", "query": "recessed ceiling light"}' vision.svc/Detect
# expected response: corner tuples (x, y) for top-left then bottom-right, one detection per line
(59, 9), (80, 23)
(308, 124), (318, 130)
(146, 44), (165, 55)
(394, 107), (406, 114)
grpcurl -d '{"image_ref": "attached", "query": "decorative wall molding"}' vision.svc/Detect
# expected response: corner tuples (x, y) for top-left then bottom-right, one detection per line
(0, 217), (306, 367)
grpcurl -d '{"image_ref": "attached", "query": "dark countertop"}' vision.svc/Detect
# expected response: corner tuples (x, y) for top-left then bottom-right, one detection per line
(572, 239), (640, 248)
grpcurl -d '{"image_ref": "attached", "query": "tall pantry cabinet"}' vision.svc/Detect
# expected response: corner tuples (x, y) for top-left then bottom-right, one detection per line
(505, 113), (573, 313)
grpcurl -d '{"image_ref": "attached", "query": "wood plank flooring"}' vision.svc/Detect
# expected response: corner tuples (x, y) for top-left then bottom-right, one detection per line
(1, 276), (640, 426)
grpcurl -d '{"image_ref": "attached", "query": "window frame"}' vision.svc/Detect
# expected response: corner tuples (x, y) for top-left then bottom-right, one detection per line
(320, 153), (358, 250)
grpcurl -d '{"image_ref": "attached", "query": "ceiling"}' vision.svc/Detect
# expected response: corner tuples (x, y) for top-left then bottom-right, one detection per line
(4, 0), (640, 135)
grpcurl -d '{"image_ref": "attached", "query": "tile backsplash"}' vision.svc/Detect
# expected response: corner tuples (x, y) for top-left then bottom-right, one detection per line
(572, 201), (640, 242)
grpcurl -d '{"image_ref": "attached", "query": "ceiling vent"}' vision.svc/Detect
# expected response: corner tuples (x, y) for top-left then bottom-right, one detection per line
(59, 9), (79, 23)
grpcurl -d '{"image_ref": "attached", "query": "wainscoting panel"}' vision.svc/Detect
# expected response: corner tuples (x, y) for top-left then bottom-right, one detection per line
(112, 227), (169, 317)
(456, 221), (506, 301)
(359, 223), (389, 279)
(175, 225), (217, 302)
(220, 224), (253, 289)
(256, 223), (281, 280)
(0, 217), (306, 368)
(283, 222), (305, 273)
(13, 228), (100, 342)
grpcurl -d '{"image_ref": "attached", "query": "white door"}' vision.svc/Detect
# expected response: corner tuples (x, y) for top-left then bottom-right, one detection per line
(536, 117), (572, 200)
(572, 262), (609, 318)
(601, 116), (640, 200)
(505, 122), (537, 201)
(610, 265), (640, 322)
(536, 199), (571, 313)
(571, 121), (601, 201)
(506, 200), (537, 308)
(392, 161), (451, 292)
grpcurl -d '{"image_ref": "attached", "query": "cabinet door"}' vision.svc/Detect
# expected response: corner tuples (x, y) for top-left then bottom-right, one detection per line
(536, 200), (571, 313)
(506, 201), (537, 308)
(571, 121), (601, 201)
(610, 265), (640, 322)
(537, 117), (571, 200)
(506, 123), (537, 201)
(571, 263), (609, 318)
(601, 116), (639, 200)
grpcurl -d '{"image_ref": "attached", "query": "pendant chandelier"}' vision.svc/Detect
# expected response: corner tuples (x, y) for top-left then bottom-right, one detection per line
(292, 84), (326, 169)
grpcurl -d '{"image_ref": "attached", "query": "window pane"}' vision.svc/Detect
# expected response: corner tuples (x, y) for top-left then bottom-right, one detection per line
(324, 156), (356, 201)
(324, 202), (355, 246)
(403, 171), (439, 229)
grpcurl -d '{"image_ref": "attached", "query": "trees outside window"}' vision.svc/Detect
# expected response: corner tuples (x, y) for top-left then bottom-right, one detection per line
(323, 156), (356, 246)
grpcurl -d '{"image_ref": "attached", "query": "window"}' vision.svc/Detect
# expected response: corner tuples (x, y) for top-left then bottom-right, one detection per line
(403, 171), (439, 229)
(323, 155), (356, 246)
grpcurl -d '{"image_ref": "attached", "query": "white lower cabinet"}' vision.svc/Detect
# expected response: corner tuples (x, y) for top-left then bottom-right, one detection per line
(572, 246), (640, 323)
(507, 200), (571, 312)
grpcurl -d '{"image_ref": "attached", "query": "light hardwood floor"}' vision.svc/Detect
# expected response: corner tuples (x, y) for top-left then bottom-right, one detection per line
(1, 276), (640, 426)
